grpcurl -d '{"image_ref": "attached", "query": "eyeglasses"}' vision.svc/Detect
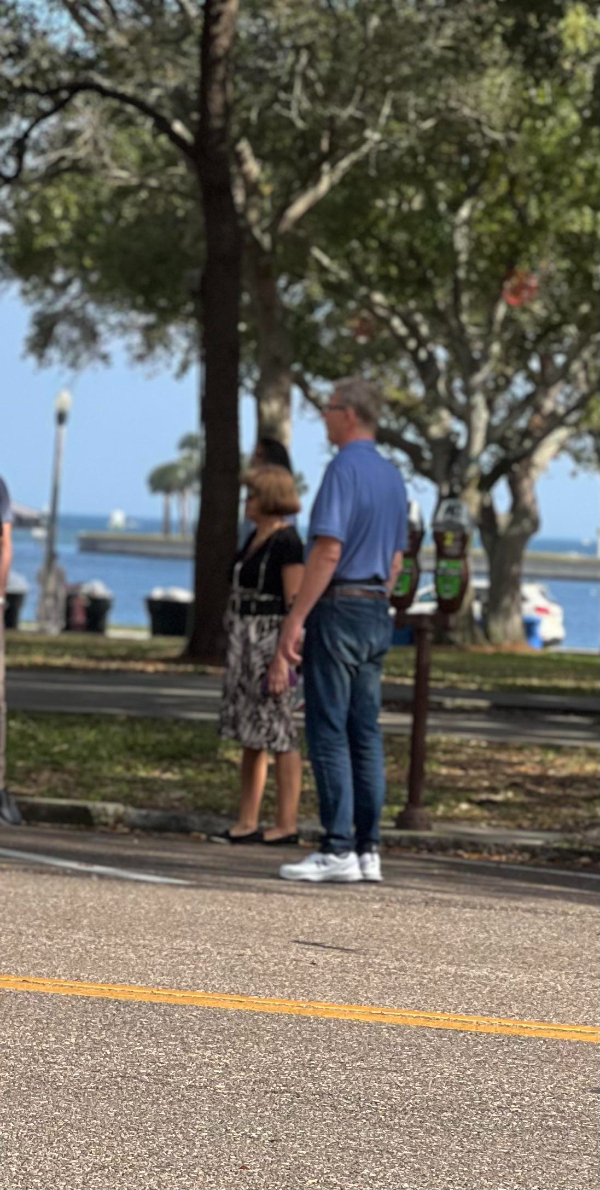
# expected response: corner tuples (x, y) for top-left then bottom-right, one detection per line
(322, 401), (350, 413)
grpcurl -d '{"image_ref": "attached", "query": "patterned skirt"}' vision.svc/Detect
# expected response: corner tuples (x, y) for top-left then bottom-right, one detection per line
(219, 612), (299, 753)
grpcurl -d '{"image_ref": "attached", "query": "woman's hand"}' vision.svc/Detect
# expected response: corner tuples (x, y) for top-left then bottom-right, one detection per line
(267, 653), (290, 696)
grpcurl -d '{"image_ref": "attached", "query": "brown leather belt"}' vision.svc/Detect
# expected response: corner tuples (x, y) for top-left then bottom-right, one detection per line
(321, 586), (388, 601)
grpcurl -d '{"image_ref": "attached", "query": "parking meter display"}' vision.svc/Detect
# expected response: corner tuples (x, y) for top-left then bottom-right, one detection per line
(433, 500), (472, 614)
(393, 502), (424, 613)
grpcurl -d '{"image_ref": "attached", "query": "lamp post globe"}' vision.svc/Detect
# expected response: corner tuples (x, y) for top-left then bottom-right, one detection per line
(54, 389), (73, 424)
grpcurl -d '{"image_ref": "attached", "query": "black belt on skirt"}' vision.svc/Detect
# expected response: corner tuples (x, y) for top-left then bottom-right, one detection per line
(232, 598), (284, 617)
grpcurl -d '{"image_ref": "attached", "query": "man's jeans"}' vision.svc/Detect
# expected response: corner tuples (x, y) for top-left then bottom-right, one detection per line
(303, 597), (393, 854)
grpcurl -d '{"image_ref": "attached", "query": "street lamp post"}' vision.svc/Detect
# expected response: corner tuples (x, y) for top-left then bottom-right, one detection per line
(37, 389), (73, 633)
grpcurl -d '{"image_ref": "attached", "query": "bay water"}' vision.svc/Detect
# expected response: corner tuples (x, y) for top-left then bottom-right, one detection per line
(11, 513), (599, 651)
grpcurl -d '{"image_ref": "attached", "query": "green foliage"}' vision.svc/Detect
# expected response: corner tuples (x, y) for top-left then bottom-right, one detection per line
(147, 460), (183, 495)
(1, 0), (598, 499)
(288, 1), (599, 499)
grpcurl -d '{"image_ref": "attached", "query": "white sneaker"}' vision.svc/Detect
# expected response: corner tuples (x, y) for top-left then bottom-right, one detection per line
(359, 852), (382, 882)
(279, 851), (362, 883)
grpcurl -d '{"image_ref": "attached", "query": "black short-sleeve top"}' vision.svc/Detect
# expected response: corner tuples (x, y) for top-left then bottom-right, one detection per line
(233, 526), (304, 600)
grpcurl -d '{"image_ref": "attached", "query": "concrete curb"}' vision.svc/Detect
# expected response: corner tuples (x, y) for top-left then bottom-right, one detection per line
(14, 796), (600, 864)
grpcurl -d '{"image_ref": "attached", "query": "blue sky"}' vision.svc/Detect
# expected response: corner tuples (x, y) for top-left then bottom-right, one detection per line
(2, 293), (598, 540)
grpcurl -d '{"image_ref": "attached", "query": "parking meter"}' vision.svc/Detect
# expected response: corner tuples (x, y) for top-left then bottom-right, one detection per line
(433, 499), (472, 614)
(392, 501), (424, 613)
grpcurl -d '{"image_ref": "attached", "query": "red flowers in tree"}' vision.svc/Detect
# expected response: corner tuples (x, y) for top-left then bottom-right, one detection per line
(502, 270), (539, 307)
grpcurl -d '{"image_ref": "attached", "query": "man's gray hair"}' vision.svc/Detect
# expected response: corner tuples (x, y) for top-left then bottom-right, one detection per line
(334, 376), (382, 430)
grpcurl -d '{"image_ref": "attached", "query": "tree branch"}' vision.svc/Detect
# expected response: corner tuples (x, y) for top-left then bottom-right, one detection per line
(309, 245), (464, 419)
(0, 95), (76, 184)
(276, 133), (381, 236)
(14, 78), (195, 160)
(376, 421), (432, 475)
(481, 384), (598, 491)
(173, 0), (200, 29)
(233, 137), (271, 249)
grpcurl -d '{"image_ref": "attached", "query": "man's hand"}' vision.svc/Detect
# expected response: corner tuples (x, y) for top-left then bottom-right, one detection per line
(278, 611), (305, 666)
(386, 550), (403, 597)
(267, 652), (290, 696)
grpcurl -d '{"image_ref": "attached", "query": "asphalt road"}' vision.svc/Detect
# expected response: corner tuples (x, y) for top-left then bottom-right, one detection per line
(7, 669), (598, 746)
(1, 824), (598, 1190)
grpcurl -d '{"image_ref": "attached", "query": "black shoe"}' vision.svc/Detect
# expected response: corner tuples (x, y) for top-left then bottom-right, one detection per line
(262, 833), (299, 847)
(0, 790), (23, 826)
(223, 829), (263, 844)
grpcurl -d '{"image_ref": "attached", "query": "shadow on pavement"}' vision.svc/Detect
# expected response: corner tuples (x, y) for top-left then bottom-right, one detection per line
(0, 823), (598, 906)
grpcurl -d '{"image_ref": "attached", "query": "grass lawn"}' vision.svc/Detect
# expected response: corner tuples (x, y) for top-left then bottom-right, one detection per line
(8, 712), (597, 835)
(6, 630), (598, 698)
(384, 645), (599, 697)
(5, 631), (195, 671)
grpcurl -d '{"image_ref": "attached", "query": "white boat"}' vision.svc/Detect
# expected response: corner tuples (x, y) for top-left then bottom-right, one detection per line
(108, 509), (127, 530)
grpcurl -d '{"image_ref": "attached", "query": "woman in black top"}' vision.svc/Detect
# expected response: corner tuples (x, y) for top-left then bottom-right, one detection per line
(219, 465), (304, 843)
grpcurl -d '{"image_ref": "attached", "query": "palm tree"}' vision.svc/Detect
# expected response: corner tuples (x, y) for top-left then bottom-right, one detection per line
(176, 434), (203, 535)
(147, 462), (181, 536)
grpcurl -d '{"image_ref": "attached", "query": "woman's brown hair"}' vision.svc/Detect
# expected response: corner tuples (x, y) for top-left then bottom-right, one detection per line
(242, 465), (300, 516)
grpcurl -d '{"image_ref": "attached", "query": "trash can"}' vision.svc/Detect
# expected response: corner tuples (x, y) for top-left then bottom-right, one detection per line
(81, 581), (113, 634)
(523, 614), (543, 650)
(64, 585), (88, 632)
(4, 571), (29, 629)
(146, 587), (194, 636)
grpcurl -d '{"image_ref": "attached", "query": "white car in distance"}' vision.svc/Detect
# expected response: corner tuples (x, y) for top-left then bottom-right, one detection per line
(408, 580), (565, 647)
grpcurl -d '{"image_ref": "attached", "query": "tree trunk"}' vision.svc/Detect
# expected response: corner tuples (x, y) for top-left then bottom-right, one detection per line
(185, 0), (242, 663)
(162, 494), (171, 537)
(482, 464), (540, 646)
(178, 492), (187, 536)
(248, 243), (293, 446)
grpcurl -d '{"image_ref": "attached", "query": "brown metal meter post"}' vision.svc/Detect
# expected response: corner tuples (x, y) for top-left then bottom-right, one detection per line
(392, 499), (473, 832)
(390, 503), (432, 831)
(395, 612), (433, 831)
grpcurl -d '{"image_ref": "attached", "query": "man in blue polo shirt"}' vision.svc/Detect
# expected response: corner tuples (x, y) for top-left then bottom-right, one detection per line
(277, 377), (407, 883)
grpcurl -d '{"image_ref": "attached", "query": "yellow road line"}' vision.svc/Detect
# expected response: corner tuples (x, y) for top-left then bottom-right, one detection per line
(1, 974), (597, 1043)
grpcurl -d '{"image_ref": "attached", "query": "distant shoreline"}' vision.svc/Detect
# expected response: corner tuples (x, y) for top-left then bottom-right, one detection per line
(76, 529), (600, 582)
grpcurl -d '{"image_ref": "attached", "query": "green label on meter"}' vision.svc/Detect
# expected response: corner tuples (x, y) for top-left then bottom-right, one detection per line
(435, 559), (463, 603)
(394, 558), (415, 599)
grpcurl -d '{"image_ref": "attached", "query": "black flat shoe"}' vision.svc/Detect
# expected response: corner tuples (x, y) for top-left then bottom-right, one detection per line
(262, 833), (299, 846)
(224, 829), (264, 844)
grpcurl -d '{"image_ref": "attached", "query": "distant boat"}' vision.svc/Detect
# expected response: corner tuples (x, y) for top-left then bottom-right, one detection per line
(107, 509), (140, 531)
(31, 525), (47, 541)
(108, 509), (127, 530)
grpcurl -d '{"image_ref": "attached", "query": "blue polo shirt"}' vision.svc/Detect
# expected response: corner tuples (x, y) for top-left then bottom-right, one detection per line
(308, 440), (408, 582)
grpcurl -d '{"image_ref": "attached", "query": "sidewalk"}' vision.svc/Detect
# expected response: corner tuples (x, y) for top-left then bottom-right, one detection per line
(382, 681), (600, 716)
(15, 795), (600, 866)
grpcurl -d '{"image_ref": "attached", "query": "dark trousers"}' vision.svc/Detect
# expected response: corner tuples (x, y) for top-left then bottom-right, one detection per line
(303, 598), (393, 853)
